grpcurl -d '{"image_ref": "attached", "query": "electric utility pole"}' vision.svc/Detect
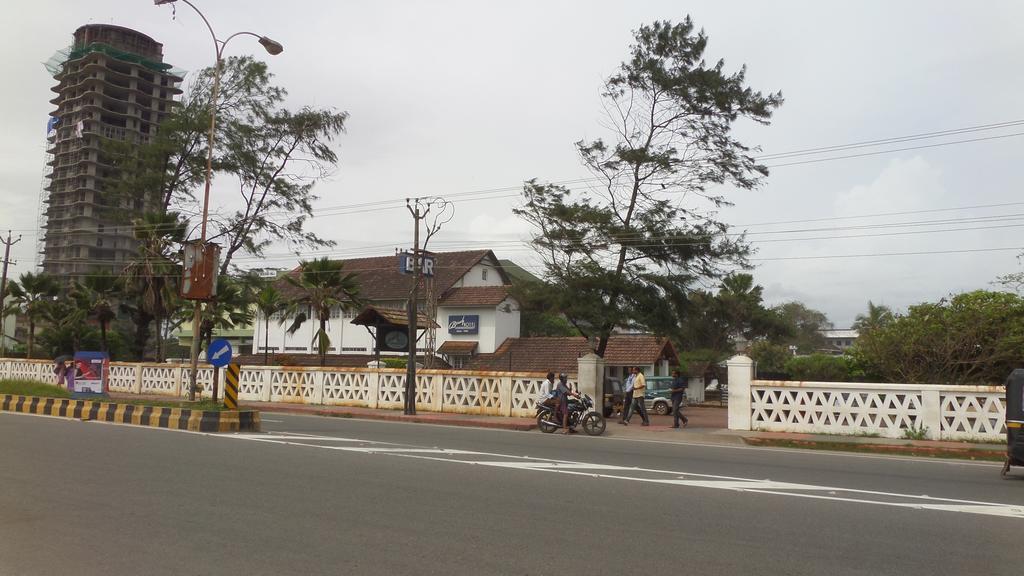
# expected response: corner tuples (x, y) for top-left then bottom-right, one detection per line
(405, 199), (424, 415)
(0, 230), (22, 357)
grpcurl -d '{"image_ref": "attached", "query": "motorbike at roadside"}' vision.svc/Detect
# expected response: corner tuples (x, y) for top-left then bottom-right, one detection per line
(536, 391), (607, 436)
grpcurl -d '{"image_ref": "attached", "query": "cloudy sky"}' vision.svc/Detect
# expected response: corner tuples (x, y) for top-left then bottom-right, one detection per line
(1, 0), (1022, 327)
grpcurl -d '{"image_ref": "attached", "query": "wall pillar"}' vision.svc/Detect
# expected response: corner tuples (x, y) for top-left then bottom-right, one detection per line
(366, 363), (381, 409)
(312, 370), (325, 405)
(499, 375), (513, 417)
(260, 367), (272, 403)
(132, 364), (143, 395)
(727, 355), (753, 431)
(431, 374), (444, 413)
(920, 387), (942, 440)
(577, 353), (605, 414)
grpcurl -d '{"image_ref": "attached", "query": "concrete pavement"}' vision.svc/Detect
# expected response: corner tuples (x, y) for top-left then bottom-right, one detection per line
(2, 410), (1021, 575)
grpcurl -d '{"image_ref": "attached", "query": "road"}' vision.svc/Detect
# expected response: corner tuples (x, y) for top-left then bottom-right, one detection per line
(1, 411), (1021, 576)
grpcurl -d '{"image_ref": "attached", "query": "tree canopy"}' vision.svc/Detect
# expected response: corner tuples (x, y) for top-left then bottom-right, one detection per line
(855, 290), (1024, 384)
(515, 17), (782, 356)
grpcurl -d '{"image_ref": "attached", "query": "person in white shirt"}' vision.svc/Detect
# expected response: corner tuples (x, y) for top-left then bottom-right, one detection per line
(537, 371), (556, 404)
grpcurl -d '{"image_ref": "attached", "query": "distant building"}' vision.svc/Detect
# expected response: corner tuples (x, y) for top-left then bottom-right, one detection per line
(255, 250), (520, 364)
(41, 24), (183, 280)
(819, 329), (859, 353)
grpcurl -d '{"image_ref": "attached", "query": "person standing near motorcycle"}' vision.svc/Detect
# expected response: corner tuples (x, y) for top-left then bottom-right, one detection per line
(556, 373), (572, 434)
(618, 369), (636, 425)
(670, 369), (689, 428)
(622, 366), (650, 426)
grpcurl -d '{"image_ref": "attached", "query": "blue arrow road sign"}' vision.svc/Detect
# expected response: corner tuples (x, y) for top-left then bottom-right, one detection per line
(207, 338), (233, 368)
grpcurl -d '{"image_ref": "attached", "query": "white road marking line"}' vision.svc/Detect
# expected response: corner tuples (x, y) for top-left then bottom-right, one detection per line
(223, 433), (1022, 519)
(231, 434), (372, 442)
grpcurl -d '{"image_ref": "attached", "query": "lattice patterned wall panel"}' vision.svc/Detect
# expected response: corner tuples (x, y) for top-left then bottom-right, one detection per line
(183, 368), (218, 399)
(511, 377), (546, 416)
(237, 368), (269, 401)
(140, 366), (181, 396)
(9, 361), (44, 381)
(439, 375), (504, 414)
(751, 387), (923, 437)
(940, 392), (1006, 440)
(377, 372), (405, 408)
(415, 374), (434, 407)
(323, 371), (371, 406)
(107, 365), (137, 392)
(269, 370), (314, 402)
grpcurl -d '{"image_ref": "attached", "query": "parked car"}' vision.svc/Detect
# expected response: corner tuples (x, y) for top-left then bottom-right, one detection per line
(643, 376), (685, 415)
(603, 377), (624, 418)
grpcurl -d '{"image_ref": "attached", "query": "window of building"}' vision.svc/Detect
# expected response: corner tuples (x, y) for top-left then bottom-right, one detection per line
(96, 238), (103, 247)
(285, 346), (307, 352)
(482, 268), (488, 281)
(341, 347), (367, 352)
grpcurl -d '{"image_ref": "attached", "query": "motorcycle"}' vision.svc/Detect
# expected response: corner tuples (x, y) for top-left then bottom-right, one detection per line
(536, 391), (607, 436)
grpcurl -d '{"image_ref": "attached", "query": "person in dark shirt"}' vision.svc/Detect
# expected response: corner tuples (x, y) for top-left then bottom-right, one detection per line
(670, 369), (689, 428)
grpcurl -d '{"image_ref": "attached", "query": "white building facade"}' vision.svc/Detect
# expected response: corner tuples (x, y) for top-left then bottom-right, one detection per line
(252, 250), (520, 362)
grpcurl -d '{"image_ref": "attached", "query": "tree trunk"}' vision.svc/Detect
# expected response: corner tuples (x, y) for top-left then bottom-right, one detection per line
(155, 317), (164, 362)
(264, 317), (270, 365)
(27, 320), (35, 359)
(319, 316), (327, 367)
(207, 329), (219, 403)
(100, 321), (108, 353)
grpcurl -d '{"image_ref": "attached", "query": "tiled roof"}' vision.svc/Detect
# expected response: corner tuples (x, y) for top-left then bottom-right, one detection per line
(437, 340), (478, 354)
(234, 353), (450, 369)
(273, 250), (505, 302)
(439, 286), (511, 307)
(351, 305), (437, 328)
(466, 335), (678, 374)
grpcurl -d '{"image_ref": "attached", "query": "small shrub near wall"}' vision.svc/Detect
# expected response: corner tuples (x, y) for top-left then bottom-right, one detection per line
(784, 354), (862, 382)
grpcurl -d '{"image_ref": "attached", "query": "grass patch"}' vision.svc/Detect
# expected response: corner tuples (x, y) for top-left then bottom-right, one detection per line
(0, 379), (72, 398)
(744, 437), (1005, 462)
(106, 397), (228, 412)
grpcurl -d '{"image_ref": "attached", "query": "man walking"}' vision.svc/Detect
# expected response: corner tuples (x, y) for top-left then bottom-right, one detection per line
(622, 366), (650, 426)
(670, 369), (689, 428)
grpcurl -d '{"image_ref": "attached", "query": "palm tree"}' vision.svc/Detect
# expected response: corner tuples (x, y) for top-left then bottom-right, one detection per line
(285, 258), (361, 366)
(70, 271), (119, 353)
(254, 284), (286, 365)
(7, 272), (59, 358)
(853, 301), (894, 333)
(124, 212), (187, 361)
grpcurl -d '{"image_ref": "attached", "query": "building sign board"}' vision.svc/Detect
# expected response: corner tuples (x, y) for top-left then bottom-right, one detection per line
(398, 252), (435, 277)
(448, 315), (479, 335)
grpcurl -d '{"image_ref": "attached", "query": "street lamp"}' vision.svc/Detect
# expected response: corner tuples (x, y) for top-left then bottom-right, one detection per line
(156, 0), (283, 400)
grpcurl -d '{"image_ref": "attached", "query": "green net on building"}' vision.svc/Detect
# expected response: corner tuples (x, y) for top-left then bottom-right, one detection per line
(44, 43), (187, 78)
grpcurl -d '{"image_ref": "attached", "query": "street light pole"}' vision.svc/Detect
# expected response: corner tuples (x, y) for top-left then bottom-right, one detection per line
(156, 0), (283, 401)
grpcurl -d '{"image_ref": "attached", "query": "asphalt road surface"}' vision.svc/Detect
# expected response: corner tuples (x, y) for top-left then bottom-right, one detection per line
(2, 411), (1022, 576)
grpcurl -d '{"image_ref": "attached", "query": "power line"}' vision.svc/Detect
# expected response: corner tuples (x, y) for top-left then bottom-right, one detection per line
(755, 119), (1024, 160)
(764, 131), (1024, 168)
(749, 246), (1024, 262)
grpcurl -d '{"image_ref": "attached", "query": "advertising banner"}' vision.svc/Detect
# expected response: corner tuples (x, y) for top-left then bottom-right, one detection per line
(71, 352), (109, 395)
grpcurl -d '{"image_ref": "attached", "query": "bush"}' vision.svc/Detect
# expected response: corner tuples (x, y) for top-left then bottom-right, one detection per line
(784, 354), (861, 382)
(749, 341), (791, 374)
(382, 357), (407, 369)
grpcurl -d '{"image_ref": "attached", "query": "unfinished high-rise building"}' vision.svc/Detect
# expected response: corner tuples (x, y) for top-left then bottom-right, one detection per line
(41, 24), (182, 280)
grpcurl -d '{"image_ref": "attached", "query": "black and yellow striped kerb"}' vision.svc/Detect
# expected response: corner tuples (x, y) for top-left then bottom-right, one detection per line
(0, 395), (260, 432)
(224, 362), (240, 410)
